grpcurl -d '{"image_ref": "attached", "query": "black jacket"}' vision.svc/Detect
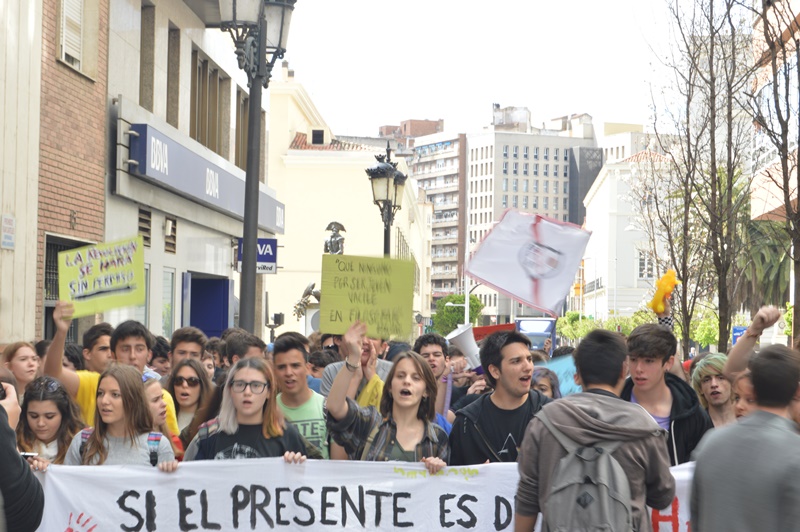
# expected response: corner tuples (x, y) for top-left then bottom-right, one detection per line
(449, 390), (551, 466)
(621, 372), (712, 465)
(0, 404), (44, 531)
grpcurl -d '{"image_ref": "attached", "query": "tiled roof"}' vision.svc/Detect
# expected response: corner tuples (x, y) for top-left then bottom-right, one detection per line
(622, 150), (669, 163)
(289, 132), (372, 151)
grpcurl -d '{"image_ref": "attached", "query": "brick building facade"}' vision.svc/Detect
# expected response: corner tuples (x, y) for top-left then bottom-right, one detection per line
(37, 0), (109, 337)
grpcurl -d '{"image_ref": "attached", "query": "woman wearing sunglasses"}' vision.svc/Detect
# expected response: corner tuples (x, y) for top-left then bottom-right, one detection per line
(17, 376), (84, 465)
(167, 359), (212, 433)
(184, 358), (306, 463)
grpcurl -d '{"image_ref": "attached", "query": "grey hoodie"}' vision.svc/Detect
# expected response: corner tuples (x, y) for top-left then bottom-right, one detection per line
(515, 391), (676, 532)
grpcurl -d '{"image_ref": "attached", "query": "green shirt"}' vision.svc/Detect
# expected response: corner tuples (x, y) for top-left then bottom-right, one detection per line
(277, 391), (329, 459)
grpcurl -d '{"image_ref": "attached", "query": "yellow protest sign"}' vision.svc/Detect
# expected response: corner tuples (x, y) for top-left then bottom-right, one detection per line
(320, 255), (414, 339)
(58, 236), (146, 318)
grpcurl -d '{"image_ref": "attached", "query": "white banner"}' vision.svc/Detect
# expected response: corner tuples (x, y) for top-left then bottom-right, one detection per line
(37, 460), (693, 531)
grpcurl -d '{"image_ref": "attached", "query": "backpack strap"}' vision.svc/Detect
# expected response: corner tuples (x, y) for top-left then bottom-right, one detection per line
(537, 410), (624, 455)
(147, 432), (162, 467)
(78, 427), (95, 460)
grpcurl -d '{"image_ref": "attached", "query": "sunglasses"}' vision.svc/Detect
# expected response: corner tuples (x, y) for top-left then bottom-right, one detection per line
(174, 376), (201, 388)
(28, 377), (62, 393)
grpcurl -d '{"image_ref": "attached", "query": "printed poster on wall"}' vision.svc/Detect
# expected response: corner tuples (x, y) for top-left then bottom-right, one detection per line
(319, 254), (414, 339)
(58, 236), (146, 318)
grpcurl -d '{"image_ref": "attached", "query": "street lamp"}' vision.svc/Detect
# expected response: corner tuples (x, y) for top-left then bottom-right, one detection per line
(218, 0), (296, 333)
(366, 142), (408, 256)
(445, 300), (470, 326)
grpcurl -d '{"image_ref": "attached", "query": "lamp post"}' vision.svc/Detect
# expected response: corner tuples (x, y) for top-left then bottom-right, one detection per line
(218, 0), (296, 333)
(366, 142), (408, 256)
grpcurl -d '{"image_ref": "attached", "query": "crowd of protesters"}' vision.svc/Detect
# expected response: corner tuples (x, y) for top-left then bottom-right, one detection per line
(1, 298), (799, 531)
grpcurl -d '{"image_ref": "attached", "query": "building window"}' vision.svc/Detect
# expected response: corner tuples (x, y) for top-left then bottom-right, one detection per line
(523, 196), (529, 209)
(544, 165), (549, 177)
(564, 149), (569, 161)
(191, 51), (225, 155)
(503, 145), (509, 158)
(513, 195), (518, 208)
(524, 146), (529, 159)
(533, 196), (538, 208)
(544, 180), (549, 194)
(638, 251), (655, 279)
(544, 147), (550, 160)
(502, 178), (508, 192)
(503, 162), (508, 174)
(312, 129), (324, 144)
(534, 163), (539, 176)
(563, 197), (568, 210)
(534, 147), (539, 160)
(513, 162), (518, 175)
(523, 179), (529, 193)
(563, 181), (569, 194)
(544, 197), (549, 209)
(563, 214), (568, 222)
(502, 195), (508, 207)
(554, 148), (559, 160)
(512, 179), (518, 192)
(533, 180), (539, 193)
(553, 164), (558, 177)
(563, 165), (568, 177)
(513, 146), (519, 158)
(554, 197), (559, 210)
(523, 163), (529, 175)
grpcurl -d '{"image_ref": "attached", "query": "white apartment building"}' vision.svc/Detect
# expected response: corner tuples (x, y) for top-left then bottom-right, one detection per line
(408, 133), (465, 313)
(465, 112), (597, 323)
(581, 151), (668, 319)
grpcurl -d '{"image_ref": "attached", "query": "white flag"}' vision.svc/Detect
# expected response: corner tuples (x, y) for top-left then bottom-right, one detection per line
(466, 211), (591, 316)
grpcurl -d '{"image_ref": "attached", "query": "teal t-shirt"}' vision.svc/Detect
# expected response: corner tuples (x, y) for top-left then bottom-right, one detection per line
(277, 391), (329, 459)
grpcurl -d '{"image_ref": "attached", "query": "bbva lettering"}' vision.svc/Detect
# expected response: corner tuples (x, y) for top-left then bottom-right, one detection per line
(205, 168), (219, 199)
(150, 137), (169, 175)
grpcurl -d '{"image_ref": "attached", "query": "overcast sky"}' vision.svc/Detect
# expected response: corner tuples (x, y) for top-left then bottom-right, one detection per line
(282, 0), (673, 137)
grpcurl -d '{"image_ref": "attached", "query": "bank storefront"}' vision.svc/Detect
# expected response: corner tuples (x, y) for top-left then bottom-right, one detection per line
(105, 96), (283, 338)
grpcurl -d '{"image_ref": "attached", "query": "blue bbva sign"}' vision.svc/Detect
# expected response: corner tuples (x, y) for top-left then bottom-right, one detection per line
(127, 124), (284, 234)
(237, 238), (278, 274)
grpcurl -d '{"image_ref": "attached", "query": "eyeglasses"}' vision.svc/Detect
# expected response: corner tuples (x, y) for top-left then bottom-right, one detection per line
(230, 380), (268, 394)
(174, 376), (201, 388)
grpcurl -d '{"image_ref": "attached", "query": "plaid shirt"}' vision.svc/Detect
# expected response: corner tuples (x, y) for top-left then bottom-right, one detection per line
(328, 398), (450, 463)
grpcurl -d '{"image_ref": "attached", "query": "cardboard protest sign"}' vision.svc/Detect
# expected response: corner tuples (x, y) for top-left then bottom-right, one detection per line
(36, 460), (694, 531)
(466, 211), (591, 317)
(320, 254), (414, 338)
(58, 236), (146, 318)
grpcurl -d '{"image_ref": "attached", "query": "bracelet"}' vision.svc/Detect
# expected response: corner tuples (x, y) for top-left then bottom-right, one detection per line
(345, 359), (359, 372)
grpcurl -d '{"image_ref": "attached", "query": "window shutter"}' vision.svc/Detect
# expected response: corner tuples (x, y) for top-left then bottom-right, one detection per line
(61, 0), (83, 68)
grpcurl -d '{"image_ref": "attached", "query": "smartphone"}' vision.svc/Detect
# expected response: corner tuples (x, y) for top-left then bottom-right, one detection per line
(20, 452), (38, 459)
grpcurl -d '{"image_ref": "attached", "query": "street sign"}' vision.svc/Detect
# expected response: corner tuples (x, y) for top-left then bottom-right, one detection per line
(237, 238), (277, 274)
(732, 325), (747, 345)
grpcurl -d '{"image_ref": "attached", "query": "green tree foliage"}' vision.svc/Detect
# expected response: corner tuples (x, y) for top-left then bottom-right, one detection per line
(432, 294), (484, 336)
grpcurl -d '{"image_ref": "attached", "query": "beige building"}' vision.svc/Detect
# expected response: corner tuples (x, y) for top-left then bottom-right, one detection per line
(267, 65), (432, 337)
(0, 0), (43, 342)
